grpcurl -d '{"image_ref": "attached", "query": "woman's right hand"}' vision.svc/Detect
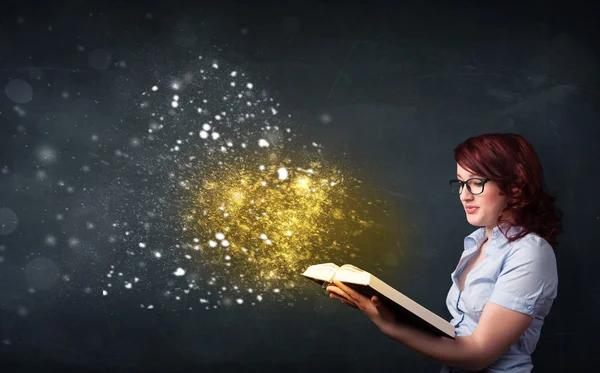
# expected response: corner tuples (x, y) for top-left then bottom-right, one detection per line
(327, 286), (359, 309)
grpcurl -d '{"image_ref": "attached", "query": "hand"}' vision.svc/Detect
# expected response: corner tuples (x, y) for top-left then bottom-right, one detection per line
(326, 280), (398, 333)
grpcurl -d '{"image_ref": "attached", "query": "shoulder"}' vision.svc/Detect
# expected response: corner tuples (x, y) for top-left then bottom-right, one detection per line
(502, 232), (558, 284)
(492, 232), (559, 312)
(507, 232), (556, 263)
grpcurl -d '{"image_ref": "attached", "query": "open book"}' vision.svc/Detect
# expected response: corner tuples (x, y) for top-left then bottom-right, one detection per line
(302, 263), (455, 339)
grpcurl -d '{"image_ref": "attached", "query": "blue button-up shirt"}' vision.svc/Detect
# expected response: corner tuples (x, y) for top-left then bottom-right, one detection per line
(440, 225), (558, 373)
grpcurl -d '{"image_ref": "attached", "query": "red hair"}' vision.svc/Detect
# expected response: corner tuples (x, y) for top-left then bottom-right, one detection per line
(454, 133), (563, 248)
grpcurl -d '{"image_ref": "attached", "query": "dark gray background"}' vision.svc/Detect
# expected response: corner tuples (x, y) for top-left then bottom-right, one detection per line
(0, 0), (598, 372)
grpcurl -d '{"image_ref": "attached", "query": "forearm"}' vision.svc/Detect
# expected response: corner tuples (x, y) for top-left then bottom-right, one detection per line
(379, 321), (485, 371)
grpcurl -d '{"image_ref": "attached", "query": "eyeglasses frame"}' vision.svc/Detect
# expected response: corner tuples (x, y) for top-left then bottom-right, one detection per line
(448, 177), (490, 195)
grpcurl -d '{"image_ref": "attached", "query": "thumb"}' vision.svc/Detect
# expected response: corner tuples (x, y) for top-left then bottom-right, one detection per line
(371, 295), (379, 305)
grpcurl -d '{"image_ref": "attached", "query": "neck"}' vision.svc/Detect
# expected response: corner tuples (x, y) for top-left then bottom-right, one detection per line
(485, 226), (494, 242)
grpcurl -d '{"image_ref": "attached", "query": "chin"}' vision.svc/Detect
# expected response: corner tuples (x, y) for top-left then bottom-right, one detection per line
(466, 215), (484, 226)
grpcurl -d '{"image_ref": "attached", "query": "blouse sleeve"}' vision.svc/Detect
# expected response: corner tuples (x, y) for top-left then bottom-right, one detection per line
(488, 236), (558, 317)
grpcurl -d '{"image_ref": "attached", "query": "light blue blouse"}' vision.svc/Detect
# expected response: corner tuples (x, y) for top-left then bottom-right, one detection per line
(440, 224), (558, 372)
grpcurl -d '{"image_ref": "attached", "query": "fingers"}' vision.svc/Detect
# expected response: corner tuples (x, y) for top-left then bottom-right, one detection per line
(342, 300), (359, 309)
(332, 281), (358, 301)
(329, 293), (359, 309)
(326, 285), (351, 300)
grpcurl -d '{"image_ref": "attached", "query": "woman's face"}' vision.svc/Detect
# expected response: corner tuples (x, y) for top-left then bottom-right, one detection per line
(456, 163), (508, 228)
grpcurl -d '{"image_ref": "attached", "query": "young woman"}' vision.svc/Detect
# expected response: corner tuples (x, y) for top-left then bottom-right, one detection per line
(327, 133), (563, 372)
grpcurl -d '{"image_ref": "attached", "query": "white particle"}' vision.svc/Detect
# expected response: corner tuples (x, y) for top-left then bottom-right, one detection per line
(185, 255), (191, 259)
(102, 290), (108, 296)
(247, 83), (253, 89)
(212, 63), (219, 69)
(256, 295), (263, 301)
(241, 143), (247, 148)
(151, 85), (158, 91)
(215, 115), (222, 120)
(273, 288), (280, 293)
(286, 231), (292, 236)
(271, 107), (278, 115)
(174, 268), (186, 276)
(171, 101), (178, 108)
(221, 240), (230, 247)
(215, 232), (225, 240)
(139, 242), (146, 248)
(225, 255), (231, 261)
(125, 283), (132, 289)
(258, 139), (269, 147)
(202, 123), (211, 131)
(236, 299), (243, 304)
(197, 108), (203, 113)
(259, 165), (265, 171)
(200, 298), (209, 304)
(154, 252), (161, 258)
(211, 132), (220, 140)
(147, 305), (154, 309)
(260, 233), (268, 240)
(208, 240), (217, 247)
(277, 167), (288, 180)
(230, 71), (237, 77)
(199, 130), (209, 139)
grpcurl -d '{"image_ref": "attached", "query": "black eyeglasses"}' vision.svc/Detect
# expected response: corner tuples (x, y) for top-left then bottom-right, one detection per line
(448, 178), (490, 195)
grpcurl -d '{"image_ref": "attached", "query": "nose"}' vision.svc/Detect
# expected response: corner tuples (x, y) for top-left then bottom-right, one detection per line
(460, 187), (474, 202)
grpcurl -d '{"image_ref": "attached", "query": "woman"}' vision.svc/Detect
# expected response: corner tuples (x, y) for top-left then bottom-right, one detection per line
(327, 133), (563, 372)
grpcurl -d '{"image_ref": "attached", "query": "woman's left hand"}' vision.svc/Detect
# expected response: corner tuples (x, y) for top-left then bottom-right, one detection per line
(326, 280), (398, 334)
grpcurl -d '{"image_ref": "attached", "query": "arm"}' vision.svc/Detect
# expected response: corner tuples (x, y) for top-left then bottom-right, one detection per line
(379, 300), (531, 371)
(328, 282), (531, 371)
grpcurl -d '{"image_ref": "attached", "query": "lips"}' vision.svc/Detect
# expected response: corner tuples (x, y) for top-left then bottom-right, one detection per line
(465, 206), (479, 214)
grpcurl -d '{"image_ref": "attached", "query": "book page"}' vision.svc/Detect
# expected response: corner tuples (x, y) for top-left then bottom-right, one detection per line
(339, 264), (366, 273)
(301, 263), (339, 282)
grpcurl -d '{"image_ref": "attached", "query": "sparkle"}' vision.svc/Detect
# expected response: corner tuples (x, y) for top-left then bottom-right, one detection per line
(181, 153), (389, 290)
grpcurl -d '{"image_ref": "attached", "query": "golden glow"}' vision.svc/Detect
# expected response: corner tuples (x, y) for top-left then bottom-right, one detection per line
(180, 150), (394, 293)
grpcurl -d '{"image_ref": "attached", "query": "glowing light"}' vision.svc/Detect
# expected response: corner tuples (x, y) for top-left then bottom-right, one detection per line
(181, 153), (390, 291)
(277, 167), (288, 180)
